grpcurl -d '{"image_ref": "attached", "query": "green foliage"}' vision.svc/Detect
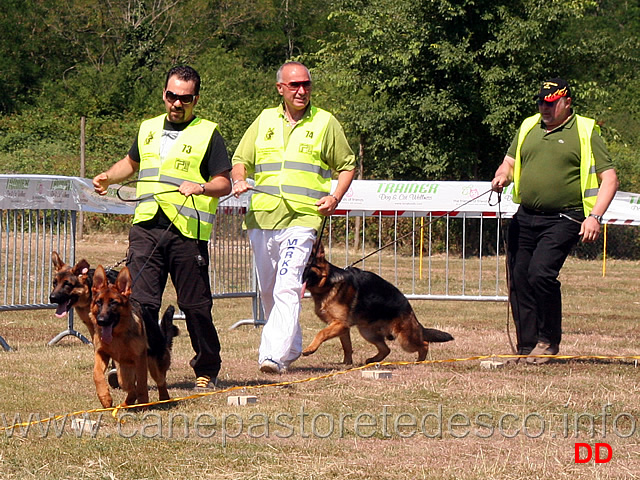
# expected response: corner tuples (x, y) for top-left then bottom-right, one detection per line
(316, 0), (612, 181)
(194, 48), (276, 153)
(1, 0), (640, 215)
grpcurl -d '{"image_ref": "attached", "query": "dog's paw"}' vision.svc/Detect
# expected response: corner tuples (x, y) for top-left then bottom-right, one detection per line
(301, 348), (315, 356)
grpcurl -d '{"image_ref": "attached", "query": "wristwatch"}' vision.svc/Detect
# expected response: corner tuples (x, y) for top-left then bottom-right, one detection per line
(199, 183), (206, 194)
(589, 213), (603, 224)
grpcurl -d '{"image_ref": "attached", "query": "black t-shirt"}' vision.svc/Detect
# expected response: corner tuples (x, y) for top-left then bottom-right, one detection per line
(129, 117), (231, 229)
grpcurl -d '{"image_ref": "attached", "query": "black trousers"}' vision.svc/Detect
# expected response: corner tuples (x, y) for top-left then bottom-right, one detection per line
(127, 224), (221, 379)
(507, 207), (582, 353)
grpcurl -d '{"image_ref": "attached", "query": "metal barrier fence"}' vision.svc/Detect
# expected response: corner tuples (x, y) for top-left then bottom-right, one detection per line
(0, 209), (79, 350)
(0, 175), (263, 350)
(0, 208), (260, 351)
(4, 176), (637, 346)
(325, 211), (506, 301)
(228, 211), (508, 329)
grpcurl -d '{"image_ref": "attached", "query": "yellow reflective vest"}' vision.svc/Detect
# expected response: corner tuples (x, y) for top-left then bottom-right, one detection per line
(513, 113), (600, 216)
(251, 106), (332, 216)
(133, 114), (218, 240)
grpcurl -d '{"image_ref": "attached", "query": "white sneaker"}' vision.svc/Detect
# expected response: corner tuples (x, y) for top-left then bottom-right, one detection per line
(260, 359), (283, 374)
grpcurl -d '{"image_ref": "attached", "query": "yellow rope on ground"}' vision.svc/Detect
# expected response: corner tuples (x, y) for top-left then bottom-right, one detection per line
(3, 353), (640, 433)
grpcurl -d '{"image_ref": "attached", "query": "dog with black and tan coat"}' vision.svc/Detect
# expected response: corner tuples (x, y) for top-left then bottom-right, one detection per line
(91, 265), (178, 408)
(302, 242), (453, 365)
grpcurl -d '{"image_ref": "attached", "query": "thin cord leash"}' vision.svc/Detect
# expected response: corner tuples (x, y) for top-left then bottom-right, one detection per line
(231, 185), (330, 268)
(492, 190), (518, 355)
(348, 188), (494, 268)
(130, 194), (191, 288)
(116, 179), (182, 203)
(559, 212), (584, 225)
(115, 179), (195, 288)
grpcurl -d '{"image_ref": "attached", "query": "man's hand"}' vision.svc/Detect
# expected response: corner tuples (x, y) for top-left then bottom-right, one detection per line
(316, 194), (339, 216)
(491, 155), (515, 193)
(231, 179), (251, 197)
(179, 181), (205, 197)
(579, 216), (601, 243)
(491, 174), (510, 193)
(92, 173), (110, 196)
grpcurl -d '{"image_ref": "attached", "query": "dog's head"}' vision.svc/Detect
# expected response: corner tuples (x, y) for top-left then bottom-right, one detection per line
(91, 265), (132, 344)
(303, 241), (331, 290)
(50, 251), (92, 316)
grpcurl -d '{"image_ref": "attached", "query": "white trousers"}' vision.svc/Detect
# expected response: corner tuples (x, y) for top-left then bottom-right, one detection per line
(249, 227), (316, 368)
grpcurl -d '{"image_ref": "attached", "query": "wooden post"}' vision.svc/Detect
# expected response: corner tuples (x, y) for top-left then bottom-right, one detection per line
(353, 134), (365, 250)
(78, 116), (86, 240)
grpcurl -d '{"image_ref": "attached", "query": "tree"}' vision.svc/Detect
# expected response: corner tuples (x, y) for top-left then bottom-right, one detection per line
(316, 0), (635, 182)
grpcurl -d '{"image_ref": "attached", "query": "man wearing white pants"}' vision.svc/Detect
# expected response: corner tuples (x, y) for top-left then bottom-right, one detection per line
(231, 61), (355, 373)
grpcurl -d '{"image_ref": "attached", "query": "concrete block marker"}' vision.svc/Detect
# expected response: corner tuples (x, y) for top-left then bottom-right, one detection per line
(480, 359), (505, 369)
(71, 418), (97, 434)
(227, 395), (258, 406)
(361, 370), (393, 379)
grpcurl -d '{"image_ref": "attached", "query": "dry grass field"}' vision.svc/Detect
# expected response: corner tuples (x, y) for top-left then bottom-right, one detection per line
(1, 233), (639, 479)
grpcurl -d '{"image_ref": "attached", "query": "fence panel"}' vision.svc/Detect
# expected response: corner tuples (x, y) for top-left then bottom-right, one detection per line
(0, 209), (80, 349)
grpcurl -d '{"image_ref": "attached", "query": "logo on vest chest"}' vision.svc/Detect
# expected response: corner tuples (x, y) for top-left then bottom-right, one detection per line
(265, 128), (275, 141)
(175, 159), (190, 172)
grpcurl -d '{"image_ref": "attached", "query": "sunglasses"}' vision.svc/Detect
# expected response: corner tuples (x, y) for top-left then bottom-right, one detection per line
(165, 90), (196, 105)
(280, 81), (312, 91)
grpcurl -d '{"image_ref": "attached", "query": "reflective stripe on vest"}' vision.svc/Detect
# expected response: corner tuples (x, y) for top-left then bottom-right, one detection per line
(133, 114), (219, 240)
(251, 106), (332, 215)
(513, 113), (600, 216)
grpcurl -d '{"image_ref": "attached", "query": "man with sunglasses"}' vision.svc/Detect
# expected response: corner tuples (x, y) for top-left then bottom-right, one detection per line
(491, 78), (618, 365)
(93, 65), (231, 390)
(231, 61), (356, 374)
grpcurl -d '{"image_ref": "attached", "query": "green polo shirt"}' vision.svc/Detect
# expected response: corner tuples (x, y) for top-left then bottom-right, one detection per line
(232, 103), (355, 231)
(506, 114), (613, 212)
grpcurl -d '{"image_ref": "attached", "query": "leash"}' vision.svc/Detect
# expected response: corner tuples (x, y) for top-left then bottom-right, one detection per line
(490, 190), (518, 356)
(115, 180), (199, 288)
(559, 212), (584, 225)
(348, 188), (494, 268)
(232, 185), (331, 268)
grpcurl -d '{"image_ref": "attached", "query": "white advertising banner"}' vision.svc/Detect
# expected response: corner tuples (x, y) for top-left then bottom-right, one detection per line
(333, 180), (640, 225)
(1, 175), (639, 225)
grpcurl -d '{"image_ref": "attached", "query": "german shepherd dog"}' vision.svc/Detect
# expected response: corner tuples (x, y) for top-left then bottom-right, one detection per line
(302, 242), (453, 365)
(91, 265), (178, 408)
(49, 251), (119, 340)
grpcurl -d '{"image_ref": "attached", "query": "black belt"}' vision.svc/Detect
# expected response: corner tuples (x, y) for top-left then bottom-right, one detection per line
(522, 206), (582, 216)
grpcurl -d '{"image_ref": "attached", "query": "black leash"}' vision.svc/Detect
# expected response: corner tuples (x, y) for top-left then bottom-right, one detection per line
(115, 179), (202, 288)
(492, 190), (518, 355)
(116, 179), (181, 203)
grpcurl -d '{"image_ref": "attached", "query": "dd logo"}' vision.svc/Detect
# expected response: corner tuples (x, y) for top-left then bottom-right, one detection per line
(574, 443), (612, 464)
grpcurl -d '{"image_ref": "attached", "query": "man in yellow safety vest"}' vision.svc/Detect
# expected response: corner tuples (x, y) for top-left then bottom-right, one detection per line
(231, 61), (356, 374)
(93, 65), (231, 390)
(492, 77), (618, 365)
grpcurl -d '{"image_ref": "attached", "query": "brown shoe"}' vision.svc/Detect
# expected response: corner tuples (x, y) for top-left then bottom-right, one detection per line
(526, 342), (559, 365)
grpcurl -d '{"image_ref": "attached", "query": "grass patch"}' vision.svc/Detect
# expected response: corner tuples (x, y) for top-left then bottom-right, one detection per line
(1, 234), (639, 479)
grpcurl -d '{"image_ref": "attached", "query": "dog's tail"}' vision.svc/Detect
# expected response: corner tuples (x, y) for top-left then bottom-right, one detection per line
(160, 305), (179, 351)
(422, 327), (454, 343)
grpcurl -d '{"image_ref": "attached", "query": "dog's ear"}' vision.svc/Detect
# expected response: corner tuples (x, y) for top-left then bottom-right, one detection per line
(51, 251), (65, 271)
(93, 265), (106, 291)
(72, 259), (90, 277)
(115, 267), (132, 297)
(315, 242), (326, 260)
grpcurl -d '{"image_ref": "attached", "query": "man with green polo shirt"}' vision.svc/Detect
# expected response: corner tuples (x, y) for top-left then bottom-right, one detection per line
(231, 61), (356, 374)
(491, 78), (618, 365)
(93, 65), (231, 390)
